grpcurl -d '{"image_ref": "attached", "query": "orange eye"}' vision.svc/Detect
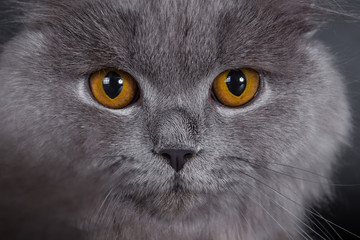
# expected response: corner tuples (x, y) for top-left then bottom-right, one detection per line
(212, 68), (260, 107)
(89, 69), (138, 109)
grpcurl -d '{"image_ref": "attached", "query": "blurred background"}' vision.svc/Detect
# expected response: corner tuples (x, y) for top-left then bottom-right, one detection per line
(0, 1), (359, 239)
(312, 5), (360, 239)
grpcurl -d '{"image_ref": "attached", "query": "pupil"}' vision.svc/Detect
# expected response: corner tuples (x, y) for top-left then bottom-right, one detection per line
(102, 71), (123, 99)
(225, 70), (247, 97)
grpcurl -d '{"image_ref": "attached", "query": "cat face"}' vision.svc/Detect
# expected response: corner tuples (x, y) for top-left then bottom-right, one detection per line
(0, 0), (351, 239)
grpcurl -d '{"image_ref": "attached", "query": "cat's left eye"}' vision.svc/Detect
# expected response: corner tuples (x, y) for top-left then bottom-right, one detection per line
(212, 68), (260, 107)
(89, 69), (138, 109)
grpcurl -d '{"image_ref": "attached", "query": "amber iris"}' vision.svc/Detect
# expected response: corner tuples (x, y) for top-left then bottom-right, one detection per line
(90, 69), (138, 109)
(212, 68), (260, 107)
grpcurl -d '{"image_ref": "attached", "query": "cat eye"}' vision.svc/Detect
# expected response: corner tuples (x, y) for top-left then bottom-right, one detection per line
(89, 69), (138, 109)
(212, 68), (260, 107)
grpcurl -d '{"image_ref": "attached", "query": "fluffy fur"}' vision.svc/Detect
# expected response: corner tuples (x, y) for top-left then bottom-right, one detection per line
(0, 0), (351, 239)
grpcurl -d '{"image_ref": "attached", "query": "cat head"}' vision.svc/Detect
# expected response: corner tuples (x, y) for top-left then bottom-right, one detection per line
(0, 0), (351, 238)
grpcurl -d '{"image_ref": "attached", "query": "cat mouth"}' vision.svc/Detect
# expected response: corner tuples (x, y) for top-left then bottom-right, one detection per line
(120, 173), (204, 217)
(171, 173), (183, 192)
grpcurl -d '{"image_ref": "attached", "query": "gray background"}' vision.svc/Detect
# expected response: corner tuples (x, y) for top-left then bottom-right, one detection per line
(0, 2), (359, 239)
(314, 12), (360, 239)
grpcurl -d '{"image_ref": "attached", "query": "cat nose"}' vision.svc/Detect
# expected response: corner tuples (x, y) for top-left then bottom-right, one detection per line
(159, 148), (196, 172)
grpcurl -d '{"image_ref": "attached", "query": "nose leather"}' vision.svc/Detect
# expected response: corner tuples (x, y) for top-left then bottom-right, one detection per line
(159, 148), (195, 172)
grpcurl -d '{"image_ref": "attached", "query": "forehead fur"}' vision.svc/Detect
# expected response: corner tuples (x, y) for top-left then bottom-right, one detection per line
(20, 0), (322, 24)
(20, 0), (324, 43)
(11, 0), (331, 77)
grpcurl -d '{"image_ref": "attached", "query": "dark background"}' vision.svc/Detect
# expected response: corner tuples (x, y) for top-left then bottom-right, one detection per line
(1, 2), (359, 239)
(312, 7), (360, 240)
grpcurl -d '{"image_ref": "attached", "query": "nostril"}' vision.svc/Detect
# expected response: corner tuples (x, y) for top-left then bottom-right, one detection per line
(159, 148), (196, 172)
(162, 153), (171, 160)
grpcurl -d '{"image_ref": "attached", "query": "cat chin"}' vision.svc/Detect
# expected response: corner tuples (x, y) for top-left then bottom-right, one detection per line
(118, 189), (206, 220)
(91, 190), (265, 240)
(115, 185), (248, 224)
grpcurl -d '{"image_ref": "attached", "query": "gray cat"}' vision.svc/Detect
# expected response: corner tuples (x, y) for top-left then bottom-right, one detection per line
(0, 0), (352, 239)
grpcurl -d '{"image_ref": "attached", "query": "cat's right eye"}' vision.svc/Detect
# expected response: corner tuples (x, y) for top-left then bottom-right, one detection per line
(89, 69), (139, 109)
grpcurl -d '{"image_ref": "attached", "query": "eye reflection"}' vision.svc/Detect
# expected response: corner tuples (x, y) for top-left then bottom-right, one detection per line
(102, 71), (124, 99)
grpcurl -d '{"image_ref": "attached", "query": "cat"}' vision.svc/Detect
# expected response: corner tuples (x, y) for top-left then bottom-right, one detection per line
(0, 0), (352, 239)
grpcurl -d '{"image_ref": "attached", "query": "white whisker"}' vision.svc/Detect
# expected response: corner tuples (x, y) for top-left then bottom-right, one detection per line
(238, 208), (259, 240)
(304, 214), (336, 240)
(238, 169), (360, 239)
(240, 176), (326, 240)
(246, 160), (360, 186)
(246, 194), (296, 240)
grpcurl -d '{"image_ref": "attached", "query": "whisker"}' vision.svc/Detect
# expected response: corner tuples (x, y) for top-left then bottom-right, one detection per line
(316, 209), (343, 240)
(239, 159), (330, 184)
(245, 193), (296, 240)
(304, 213), (336, 240)
(97, 188), (114, 216)
(247, 158), (330, 180)
(237, 169), (360, 239)
(238, 208), (259, 240)
(308, 208), (349, 240)
(97, 188), (117, 230)
(240, 177), (326, 240)
(103, 193), (121, 240)
(232, 156), (353, 238)
(231, 156), (330, 181)
(245, 160), (360, 187)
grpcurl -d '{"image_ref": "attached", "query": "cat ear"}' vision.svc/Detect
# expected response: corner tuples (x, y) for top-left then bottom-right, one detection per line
(259, 0), (346, 38)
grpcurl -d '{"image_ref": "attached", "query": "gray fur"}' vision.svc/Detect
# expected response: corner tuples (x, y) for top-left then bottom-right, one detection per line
(0, 0), (351, 239)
